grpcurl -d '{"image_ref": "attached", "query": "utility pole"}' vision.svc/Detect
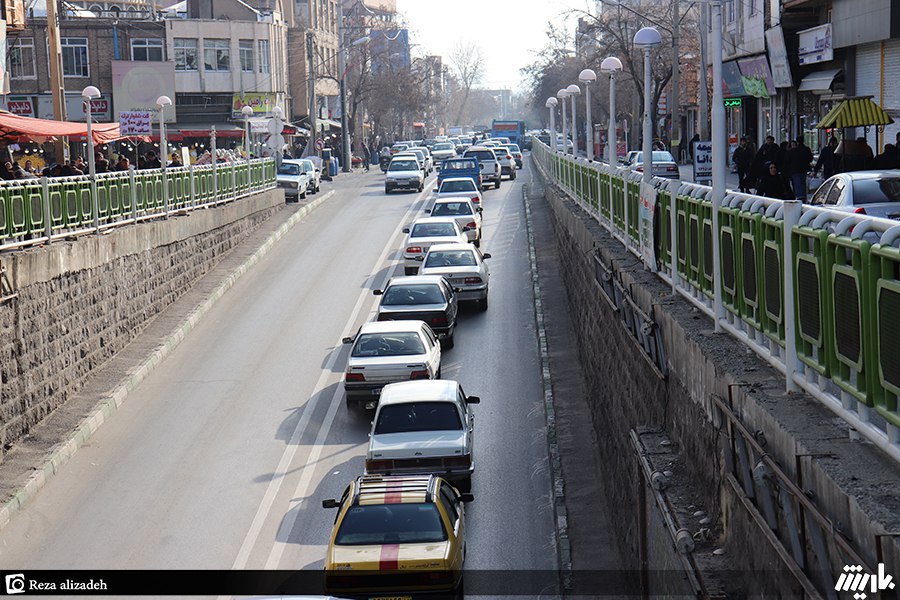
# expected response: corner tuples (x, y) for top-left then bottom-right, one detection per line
(698, 2), (710, 139)
(671, 0), (681, 158)
(46, 0), (68, 161)
(338, 1), (350, 172)
(306, 31), (317, 156)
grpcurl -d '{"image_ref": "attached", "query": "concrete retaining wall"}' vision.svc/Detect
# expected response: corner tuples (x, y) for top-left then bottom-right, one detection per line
(0, 190), (284, 456)
(539, 179), (900, 594)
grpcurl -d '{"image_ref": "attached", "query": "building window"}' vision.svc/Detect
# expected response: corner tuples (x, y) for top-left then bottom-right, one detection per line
(131, 38), (164, 61)
(239, 39), (254, 72)
(8, 37), (36, 79)
(258, 39), (270, 73)
(61, 37), (89, 77)
(204, 38), (230, 71)
(174, 38), (197, 71)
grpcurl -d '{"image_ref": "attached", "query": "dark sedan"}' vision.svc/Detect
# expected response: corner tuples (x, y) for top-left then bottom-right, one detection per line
(373, 276), (459, 349)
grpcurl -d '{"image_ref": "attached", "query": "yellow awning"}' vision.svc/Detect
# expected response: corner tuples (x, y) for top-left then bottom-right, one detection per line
(817, 96), (895, 129)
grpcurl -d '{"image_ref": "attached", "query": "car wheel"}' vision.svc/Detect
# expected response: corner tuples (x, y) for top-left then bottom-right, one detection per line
(495, 179), (501, 189)
(473, 238), (480, 248)
(511, 170), (517, 180)
(453, 573), (465, 600)
(443, 332), (455, 349)
(478, 296), (489, 311)
(385, 187), (391, 194)
(436, 367), (442, 379)
(456, 476), (472, 494)
(300, 188), (307, 199)
(418, 183), (424, 192)
(315, 183), (321, 193)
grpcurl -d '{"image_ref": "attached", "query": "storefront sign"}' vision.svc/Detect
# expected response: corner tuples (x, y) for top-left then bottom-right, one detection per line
(722, 61), (746, 97)
(232, 93), (276, 119)
(692, 140), (712, 183)
(5, 96), (35, 117)
(36, 95), (111, 121)
(765, 27), (794, 88)
(738, 55), (776, 99)
(798, 24), (833, 66)
(724, 98), (742, 107)
(119, 111), (152, 135)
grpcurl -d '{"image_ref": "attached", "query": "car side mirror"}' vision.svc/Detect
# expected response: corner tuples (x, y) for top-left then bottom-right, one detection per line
(402, 228), (410, 233)
(466, 395), (480, 404)
(459, 493), (475, 503)
(462, 226), (471, 232)
(424, 208), (431, 213)
(322, 499), (339, 509)
(482, 253), (491, 259)
(414, 255), (425, 262)
(342, 336), (354, 344)
(477, 207), (483, 213)
(373, 289), (383, 296)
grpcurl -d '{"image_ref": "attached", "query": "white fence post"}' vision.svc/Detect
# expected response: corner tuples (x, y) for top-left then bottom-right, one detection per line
(782, 200), (801, 393)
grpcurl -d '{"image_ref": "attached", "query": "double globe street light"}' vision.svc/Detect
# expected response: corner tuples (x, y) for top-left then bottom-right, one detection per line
(557, 88), (569, 155)
(566, 84), (581, 157)
(578, 69), (597, 161)
(633, 26), (662, 186)
(600, 57), (623, 165)
(545, 97), (558, 152)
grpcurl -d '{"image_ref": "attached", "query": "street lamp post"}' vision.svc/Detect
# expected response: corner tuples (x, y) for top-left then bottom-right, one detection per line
(710, 0), (726, 329)
(600, 57), (623, 165)
(156, 95), (172, 217)
(566, 84), (580, 157)
(579, 69), (597, 161)
(557, 89), (569, 155)
(634, 27), (662, 186)
(242, 104), (253, 160)
(82, 85), (101, 233)
(545, 97), (558, 152)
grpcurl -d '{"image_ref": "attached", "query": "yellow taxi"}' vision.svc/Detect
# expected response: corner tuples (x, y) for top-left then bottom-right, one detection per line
(321, 474), (472, 598)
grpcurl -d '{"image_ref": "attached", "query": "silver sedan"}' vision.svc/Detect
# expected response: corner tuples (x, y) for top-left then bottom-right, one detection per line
(417, 243), (491, 311)
(807, 170), (900, 219)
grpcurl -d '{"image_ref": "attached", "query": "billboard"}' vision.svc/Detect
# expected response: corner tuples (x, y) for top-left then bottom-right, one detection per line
(112, 60), (177, 123)
(232, 93), (277, 118)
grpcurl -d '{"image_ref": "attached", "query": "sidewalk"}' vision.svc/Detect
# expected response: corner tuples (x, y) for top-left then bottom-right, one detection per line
(677, 163), (741, 189)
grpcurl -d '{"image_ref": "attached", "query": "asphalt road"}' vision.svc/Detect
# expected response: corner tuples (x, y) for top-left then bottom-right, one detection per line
(0, 163), (558, 596)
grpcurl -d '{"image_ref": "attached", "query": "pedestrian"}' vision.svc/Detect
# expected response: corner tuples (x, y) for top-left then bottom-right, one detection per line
(362, 143), (371, 172)
(732, 137), (755, 193)
(115, 157), (131, 171)
(688, 133), (700, 161)
(169, 152), (183, 167)
(787, 139), (813, 200)
(875, 143), (900, 169)
(814, 137), (839, 178)
(756, 162), (792, 199)
(23, 159), (35, 175)
(751, 135), (780, 184)
(95, 151), (109, 173)
(144, 151), (161, 169)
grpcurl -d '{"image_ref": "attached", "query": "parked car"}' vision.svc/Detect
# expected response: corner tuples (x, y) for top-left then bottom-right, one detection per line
(620, 150), (640, 167)
(342, 320), (442, 411)
(365, 380), (480, 492)
(322, 474), (471, 598)
(373, 276), (459, 347)
(492, 147), (517, 180)
(418, 243), (491, 310)
(296, 158), (321, 194)
(438, 158), (482, 188)
(385, 157), (424, 194)
(426, 197), (483, 245)
(463, 146), (502, 190)
(435, 176), (483, 205)
(401, 217), (470, 275)
(806, 171), (900, 219)
(276, 160), (311, 202)
(628, 151), (680, 179)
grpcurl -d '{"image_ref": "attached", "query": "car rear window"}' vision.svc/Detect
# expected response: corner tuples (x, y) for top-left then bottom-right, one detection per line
(382, 284), (445, 305)
(851, 178), (900, 205)
(374, 401), (463, 434)
(352, 333), (425, 357)
(425, 250), (477, 268)
(435, 143), (454, 151)
(389, 160), (418, 171)
(506, 144), (521, 152)
(431, 202), (472, 217)
(442, 159), (477, 170)
(335, 503), (447, 545)
(465, 150), (496, 162)
(491, 149), (507, 159)
(439, 180), (476, 193)
(411, 223), (457, 237)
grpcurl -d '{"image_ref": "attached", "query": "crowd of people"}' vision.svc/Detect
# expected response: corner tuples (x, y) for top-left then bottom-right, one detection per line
(730, 131), (900, 200)
(0, 150), (187, 181)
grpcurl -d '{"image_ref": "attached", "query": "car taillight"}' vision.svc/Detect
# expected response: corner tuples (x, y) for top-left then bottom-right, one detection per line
(471, 196), (480, 203)
(431, 316), (448, 326)
(854, 207), (867, 214)
(464, 276), (483, 284)
(506, 155), (513, 160)
(465, 221), (477, 229)
(444, 455), (471, 468)
(635, 166), (644, 172)
(410, 369), (430, 380)
(345, 372), (365, 382)
(365, 459), (394, 472)
(667, 166), (678, 172)
(406, 246), (422, 253)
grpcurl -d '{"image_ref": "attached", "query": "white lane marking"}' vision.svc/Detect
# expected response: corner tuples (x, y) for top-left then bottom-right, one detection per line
(225, 180), (435, 579)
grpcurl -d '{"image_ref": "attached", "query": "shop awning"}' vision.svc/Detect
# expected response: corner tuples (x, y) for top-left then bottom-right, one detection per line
(0, 110), (125, 145)
(816, 96), (895, 129)
(316, 118), (341, 130)
(798, 69), (842, 93)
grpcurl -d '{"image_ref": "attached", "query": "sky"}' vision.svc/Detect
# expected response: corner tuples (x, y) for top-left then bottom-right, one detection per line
(395, 0), (594, 91)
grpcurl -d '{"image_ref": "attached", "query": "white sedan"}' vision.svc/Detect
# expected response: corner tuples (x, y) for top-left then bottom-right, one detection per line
(401, 217), (469, 275)
(435, 176), (483, 206)
(418, 243), (491, 310)
(365, 379), (480, 492)
(426, 197), (483, 246)
(807, 171), (900, 219)
(342, 320), (442, 411)
(276, 160), (311, 201)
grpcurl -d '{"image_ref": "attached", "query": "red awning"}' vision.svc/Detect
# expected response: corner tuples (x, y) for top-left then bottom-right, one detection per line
(0, 110), (126, 145)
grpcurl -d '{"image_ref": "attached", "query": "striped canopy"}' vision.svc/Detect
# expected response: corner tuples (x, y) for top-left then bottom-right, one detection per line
(816, 96), (895, 129)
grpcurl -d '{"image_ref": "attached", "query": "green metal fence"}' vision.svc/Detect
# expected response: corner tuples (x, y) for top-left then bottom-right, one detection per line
(0, 159), (276, 250)
(532, 140), (900, 461)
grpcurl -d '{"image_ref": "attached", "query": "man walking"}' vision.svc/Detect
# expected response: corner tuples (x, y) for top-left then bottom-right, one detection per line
(787, 139), (814, 200)
(362, 143), (371, 172)
(732, 137), (754, 193)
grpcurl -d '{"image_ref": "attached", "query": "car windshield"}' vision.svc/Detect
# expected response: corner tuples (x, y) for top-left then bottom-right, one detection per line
(851, 178), (900, 205)
(634, 151), (676, 163)
(424, 250), (477, 268)
(466, 150), (496, 161)
(334, 503), (447, 545)
(374, 401), (463, 434)
(434, 143), (454, 151)
(351, 333), (426, 357)
(299, 161), (313, 171)
(411, 223), (457, 237)
(390, 161), (418, 171)
(431, 202), (472, 217)
(439, 180), (476, 193)
(278, 164), (300, 175)
(382, 284), (445, 305)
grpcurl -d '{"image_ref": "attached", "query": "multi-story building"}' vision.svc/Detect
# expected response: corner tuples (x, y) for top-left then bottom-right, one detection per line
(289, 0), (340, 127)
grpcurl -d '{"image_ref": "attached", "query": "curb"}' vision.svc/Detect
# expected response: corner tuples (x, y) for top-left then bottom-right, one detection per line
(522, 183), (573, 591)
(0, 189), (336, 532)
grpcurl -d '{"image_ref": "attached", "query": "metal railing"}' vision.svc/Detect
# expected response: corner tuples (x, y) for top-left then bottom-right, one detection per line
(0, 158), (277, 252)
(532, 141), (900, 463)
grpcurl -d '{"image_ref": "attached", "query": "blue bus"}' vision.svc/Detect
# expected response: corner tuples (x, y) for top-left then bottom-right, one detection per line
(491, 120), (525, 146)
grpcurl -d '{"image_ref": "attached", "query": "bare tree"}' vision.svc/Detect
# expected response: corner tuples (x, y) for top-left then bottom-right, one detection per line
(449, 42), (484, 125)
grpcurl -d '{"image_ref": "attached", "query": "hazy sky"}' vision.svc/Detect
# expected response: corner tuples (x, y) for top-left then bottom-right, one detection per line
(395, 0), (594, 91)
